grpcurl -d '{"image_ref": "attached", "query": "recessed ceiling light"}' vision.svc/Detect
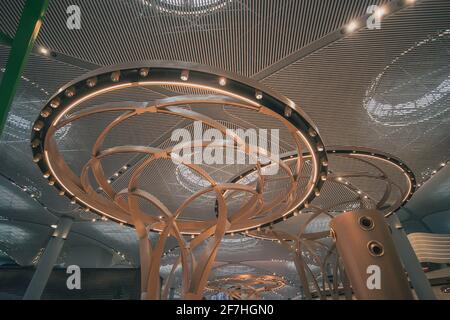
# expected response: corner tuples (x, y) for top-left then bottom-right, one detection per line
(39, 47), (49, 55)
(346, 21), (358, 33)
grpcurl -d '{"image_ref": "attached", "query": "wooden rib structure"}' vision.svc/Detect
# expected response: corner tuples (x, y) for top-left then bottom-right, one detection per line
(247, 148), (416, 299)
(31, 63), (328, 299)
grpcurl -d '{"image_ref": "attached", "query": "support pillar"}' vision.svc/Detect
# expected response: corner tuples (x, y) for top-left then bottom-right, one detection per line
(387, 214), (436, 300)
(0, 0), (49, 136)
(330, 210), (414, 300)
(23, 216), (73, 300)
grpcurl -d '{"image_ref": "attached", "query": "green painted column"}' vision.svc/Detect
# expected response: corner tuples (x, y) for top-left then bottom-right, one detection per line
(0, 0), (49, 136)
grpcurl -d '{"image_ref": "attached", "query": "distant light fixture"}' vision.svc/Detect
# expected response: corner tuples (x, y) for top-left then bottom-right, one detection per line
(39, 47), (49, 55)
(346, 21), (359, 33)
(375, 6), (386, 19)
(51, 224), (57, 229)
(255, 90), (263, 100)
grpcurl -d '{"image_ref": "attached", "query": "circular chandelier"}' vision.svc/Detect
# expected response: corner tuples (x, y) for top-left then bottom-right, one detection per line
(31, 62), (327, 235)
(232, 146), (415, 228)
(206, 274), (287, 300)
(30, 62), (327, 299)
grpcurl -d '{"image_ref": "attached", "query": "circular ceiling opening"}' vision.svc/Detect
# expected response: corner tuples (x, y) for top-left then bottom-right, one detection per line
(145, 0), (230, 15)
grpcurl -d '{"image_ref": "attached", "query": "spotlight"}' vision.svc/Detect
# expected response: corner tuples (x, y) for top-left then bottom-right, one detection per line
(308, 128), (317, 137)
(31, 139), (41, 148)
(33, 154), (43, 163)
(139, 68), (150, 77)
(111, 71), (121, 82)
(219, 77), (227, 86)
(86, 77), (97, 88)
(284, 106), (292, 118)
(180, 70), (189, 81)
(317, 143), (324, 152)
(50, 97), (61, 109)
(33, 120), (44, 132)
(51, 224), (57, 229)
(65, 87), (76, 98)
(255, 90), (263, 100)
(40, 107), (52, 118)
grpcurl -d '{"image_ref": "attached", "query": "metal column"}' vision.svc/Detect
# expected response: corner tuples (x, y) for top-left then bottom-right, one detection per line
(387, 214), (436, 300)
(331, 210), (414, 300)
(23, 216), (73, 300)
(0, 0), (49, 135)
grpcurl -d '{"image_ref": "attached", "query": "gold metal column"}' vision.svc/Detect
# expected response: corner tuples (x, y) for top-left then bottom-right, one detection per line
(330, 209), (414, 300)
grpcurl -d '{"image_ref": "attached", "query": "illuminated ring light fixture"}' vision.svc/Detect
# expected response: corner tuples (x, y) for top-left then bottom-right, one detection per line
(236, 148), (416, 300)
(206, 274), (287, 300)
(30, 62), (327, 234)
(233, 147), (415, 237)
(31, 62), (327, 300)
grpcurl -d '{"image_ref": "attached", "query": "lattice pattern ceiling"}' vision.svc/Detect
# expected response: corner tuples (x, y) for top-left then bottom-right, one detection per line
(0, 0), (449, 299)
